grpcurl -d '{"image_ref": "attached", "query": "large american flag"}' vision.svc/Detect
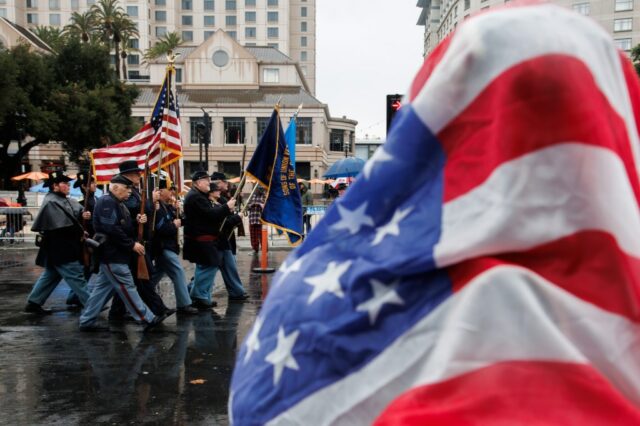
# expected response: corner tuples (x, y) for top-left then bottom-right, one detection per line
(230, 3), (640, 424)
(91, 70), (182, 184)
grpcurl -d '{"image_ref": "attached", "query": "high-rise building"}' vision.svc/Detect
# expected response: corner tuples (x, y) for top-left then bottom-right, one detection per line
(0, 0), (316, 94)
(417, 0), (640, 57)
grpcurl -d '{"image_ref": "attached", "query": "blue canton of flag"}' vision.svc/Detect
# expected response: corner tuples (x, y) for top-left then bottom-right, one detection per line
(245, 107), (303, 245)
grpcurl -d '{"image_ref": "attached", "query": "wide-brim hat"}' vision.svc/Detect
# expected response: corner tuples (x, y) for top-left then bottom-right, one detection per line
(209, 182), (221, 193)
(119, 160), (144, 175)
(210, 171), (227, 181)
(43, 171), (72, 188)
(73, 170), (93, 188)
(191, 169), (210, 181)
(110, 174), (133, 187)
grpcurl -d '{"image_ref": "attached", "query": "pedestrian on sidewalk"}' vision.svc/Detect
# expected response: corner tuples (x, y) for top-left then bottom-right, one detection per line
(25, 171), (91, 315)
(79, 174), (173, 332)
(247, 185), (266, 252)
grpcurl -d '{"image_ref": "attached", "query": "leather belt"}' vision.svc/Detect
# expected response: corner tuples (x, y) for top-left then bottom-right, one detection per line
(186, 234), (218, 242)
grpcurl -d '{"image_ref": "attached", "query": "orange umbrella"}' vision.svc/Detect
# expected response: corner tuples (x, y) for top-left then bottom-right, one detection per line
(308, 178), (329, 185)
(11, 171), (49, 181)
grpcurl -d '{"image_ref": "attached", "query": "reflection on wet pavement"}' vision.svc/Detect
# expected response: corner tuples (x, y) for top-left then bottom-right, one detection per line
(0, 248), (289, 425)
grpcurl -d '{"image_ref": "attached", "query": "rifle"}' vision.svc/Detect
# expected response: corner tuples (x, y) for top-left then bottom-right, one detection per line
(81, 167), (93, 268)
(218, 145), (248, 239)
(136, 145), (154, 280)
(236, 144), (247, 237)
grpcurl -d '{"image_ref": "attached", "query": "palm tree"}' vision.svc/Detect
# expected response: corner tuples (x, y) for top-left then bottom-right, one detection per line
(65, 11), (95, 43)
(91, 0), (126, 76)
(144, 32), (183, 61)
(115, 18), (139, 80)
(32, 26), (66, 52)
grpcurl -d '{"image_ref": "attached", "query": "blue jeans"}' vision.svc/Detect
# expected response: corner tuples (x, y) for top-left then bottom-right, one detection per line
(219, 250), (246, 298)
(190, 250), (246, 303)
(80, 263), (155, 327)
(190, 264), (217, 304)
(28, 261), (90, 306)
(151, 249), (192, 308)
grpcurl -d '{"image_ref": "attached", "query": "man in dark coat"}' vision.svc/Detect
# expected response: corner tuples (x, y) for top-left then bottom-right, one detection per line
(150, 178), (198, 315)
(79, 174), (173, 332)
(108, 160), (170, 320)
(25, 171), (91, 314)
(183, 170), (236, 310)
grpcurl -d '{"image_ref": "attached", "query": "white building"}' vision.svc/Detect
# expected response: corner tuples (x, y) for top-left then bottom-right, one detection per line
(417, 0), (640, 56)
(0, 0), (317, 94)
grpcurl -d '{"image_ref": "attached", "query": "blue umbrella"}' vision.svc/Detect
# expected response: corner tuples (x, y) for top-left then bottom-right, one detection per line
(30, 180), (103, 198)
(324, 157), (366, 178)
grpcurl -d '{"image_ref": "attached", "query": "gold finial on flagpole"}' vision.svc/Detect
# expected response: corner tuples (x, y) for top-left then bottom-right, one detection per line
(166, 52), (181, 71)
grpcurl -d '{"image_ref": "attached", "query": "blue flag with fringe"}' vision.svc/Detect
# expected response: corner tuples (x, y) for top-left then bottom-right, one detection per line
(285, 116), (297, 170)
(245, 108), (303, 245)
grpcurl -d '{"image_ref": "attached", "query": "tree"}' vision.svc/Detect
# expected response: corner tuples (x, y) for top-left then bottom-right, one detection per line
(113, 16), (139, 80)
(0, 42), (139, 188)
(91, 0), (132, 78)
(64, 11), (96, 43)
(32, 26), (67, 52)
(144, 32), (183, 61)
(631, 44), (640, 77)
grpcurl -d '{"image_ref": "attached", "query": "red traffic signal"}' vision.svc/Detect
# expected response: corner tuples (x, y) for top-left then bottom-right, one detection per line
(386, 94), (403, 134)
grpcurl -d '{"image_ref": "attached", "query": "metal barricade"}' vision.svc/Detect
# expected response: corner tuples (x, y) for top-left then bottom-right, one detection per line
(0, 207), (31, 245)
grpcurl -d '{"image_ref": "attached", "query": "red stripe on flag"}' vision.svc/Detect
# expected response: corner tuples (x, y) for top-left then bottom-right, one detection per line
(447, 231), (640, 321)
(437, 54), (640, 204)
(375, 361), (640, 425)
(620, 53), (640, 148)
(408, 35), (454, 102)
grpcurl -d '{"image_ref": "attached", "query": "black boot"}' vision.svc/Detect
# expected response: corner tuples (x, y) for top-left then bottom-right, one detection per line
(24, 302), (53, 315)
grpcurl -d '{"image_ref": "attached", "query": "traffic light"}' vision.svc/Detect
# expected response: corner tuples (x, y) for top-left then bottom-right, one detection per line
(386, 94), (403, 134)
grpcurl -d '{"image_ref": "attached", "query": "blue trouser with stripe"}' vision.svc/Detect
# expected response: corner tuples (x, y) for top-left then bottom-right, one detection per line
(80, 263), (155, 327)
(28, 261), (90, 307)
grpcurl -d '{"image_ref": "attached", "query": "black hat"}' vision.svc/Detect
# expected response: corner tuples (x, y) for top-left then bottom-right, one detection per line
(191, 169), (210, 181)
(209, 182), (220, 193)
(158, 178), (169, 190)
(73, 171), (93, 188)
(210, 171), (227, 181)
(43, 171), (72, 188)
(119, 160), (143, 175)
(110, 174), (133, 187)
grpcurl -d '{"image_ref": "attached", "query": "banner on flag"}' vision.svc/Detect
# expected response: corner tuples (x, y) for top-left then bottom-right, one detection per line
(91, 68), (182, 184)
(230, 3), (640, 424)
(245, 107), (303, 245)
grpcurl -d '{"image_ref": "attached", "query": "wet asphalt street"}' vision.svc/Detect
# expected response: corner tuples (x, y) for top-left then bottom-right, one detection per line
(0, 247), (289, 425)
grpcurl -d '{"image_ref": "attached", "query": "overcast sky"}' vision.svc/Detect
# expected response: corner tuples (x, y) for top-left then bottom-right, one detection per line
(316, 1), (425, 140)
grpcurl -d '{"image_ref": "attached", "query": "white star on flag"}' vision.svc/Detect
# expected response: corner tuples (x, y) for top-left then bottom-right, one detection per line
(265, 327), (301, 385)
(371, 207), (413, 246)
(362, 147), (393, 179)
(304, 260), (352, 304)
(332, 202), (375, 235)
(244, 316), (264, 363)
(277, 256), (305, 281)
(356, 279), (405, 324)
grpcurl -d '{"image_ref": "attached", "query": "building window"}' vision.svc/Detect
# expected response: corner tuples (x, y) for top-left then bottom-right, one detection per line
(128, 38), (139, 49)
(267, 11), (278, 22)
(296, 162), (310, 180)
(204, 0), (214, 9)
(49, 13), (60, 25)
(300, 51), (307, 61)
(615, 0), (632, 11)
(245, 11), (256, 22)
(49, 0), (59, 9)
(181, 0), (192, 9)
(572, 2), (590, 15)
(267, 27), (279, 38)
(26, 0), (36, 8)
(227, 30), (237, 39)
(245, 0), (255, 5)
(156, 26), (167, 37)
(190, 117), (211, 145)
(128, 70), (140, 79)
(224, 118), (245, 144)
(204, 30), (215, 39)
(86, 0), (94, 5)
(615, 37), (632, 50)
(267, 0), (277, 5)
(204, 15), (215, 26)
(27, 13), (38, 24)
(182, 30), (193, 41)
(330, 130), (344, 152)
(296, 117), (312, 145)
(155, 10), (166, 21)
(70, 0), (78, 9)
(245, 42), (256, 46)
(301, 36), (307, 47)
(182, 15), (193, 25)
(263, 68), (279, 83)
(267, 42), (278, 49)
(127, 54), (140, 65)
(226, 15), (237, 26)
(175, 68), (182, 83)
(217, 161), (241, 177)
(257, 117), (270, 140)
(301, 6), (307, 17)
(614, 18), (632, 31)
(464, 0), (470, 9)
(225, 0), (236, 10)
(155, 0), (165, 5)
(245, 27), (256, 38)
(126, 5), (138, 16)
(301, 21), (307, 32)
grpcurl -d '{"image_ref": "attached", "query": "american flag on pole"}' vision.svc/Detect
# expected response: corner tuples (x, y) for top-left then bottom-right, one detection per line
(91, 69), (182, 184)
(230, 3), (640, 424)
